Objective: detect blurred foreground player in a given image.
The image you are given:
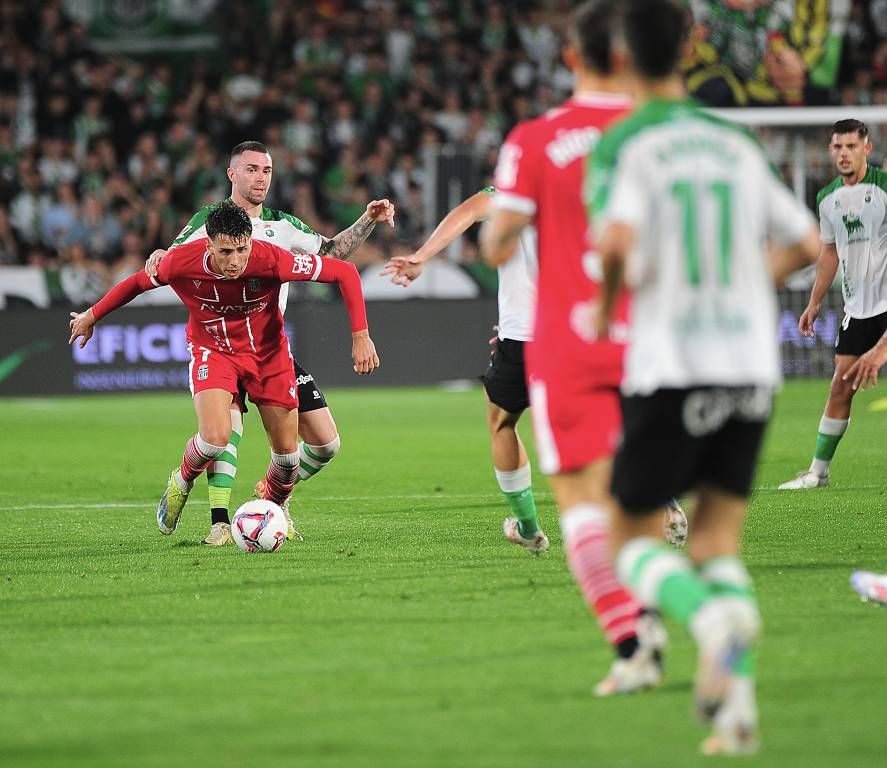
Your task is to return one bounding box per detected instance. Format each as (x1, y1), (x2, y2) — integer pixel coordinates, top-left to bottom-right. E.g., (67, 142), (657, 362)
(589, 0), (819, 753)
(481, 0), (671, 696)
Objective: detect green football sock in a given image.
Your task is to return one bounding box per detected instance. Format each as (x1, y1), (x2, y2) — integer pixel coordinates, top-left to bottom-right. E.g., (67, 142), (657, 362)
(496, 464), (540, 537)
(811, 416), (848, 475)
(698, 556), (760, 678)
(207, 415), (243, 514)
(616, 537), (711, 627)
(297, 436), (340, 484)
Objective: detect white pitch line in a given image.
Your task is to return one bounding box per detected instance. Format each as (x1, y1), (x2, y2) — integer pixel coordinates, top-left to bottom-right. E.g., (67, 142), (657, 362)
(0, 492), (549, 513)
(1, 485), (884, 513)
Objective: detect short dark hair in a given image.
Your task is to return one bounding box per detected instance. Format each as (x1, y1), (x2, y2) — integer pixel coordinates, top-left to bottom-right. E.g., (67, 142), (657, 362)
(230, 141), (270, 163)
(570, 0), (621, 75)
(830, 119), (869, 142)
(622, 0), (689, 80)
(206, 200), (252, 241)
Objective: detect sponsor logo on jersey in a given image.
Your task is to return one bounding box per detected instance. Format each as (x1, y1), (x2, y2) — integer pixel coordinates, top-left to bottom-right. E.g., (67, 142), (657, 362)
(199, 302), (268, 314)
(842, 213), (867, 242)
(288, 386), (296, 399)
(292, 253), (316, 276)
(193, 280), (202, 287)
(295, 373), (315, 385)
(545, 127), (601, 168)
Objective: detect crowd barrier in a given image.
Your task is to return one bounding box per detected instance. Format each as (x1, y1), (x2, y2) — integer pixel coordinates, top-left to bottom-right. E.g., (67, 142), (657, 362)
(0, 289), (847, 397)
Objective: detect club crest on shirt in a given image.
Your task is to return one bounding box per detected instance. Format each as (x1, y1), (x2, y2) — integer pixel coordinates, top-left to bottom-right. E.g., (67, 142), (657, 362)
(865, 192), (872, 203)
(248, 278), (260, 292)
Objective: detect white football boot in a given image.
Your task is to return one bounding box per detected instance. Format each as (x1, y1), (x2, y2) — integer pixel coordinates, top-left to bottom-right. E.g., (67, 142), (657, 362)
(203, 522), (232, 546)
(700, 676), (760, 756)
(777, 470), (829, 490)
(502, 517), (549, 554)
(851, 570), (887, 606)
(594, 612), (666, 696)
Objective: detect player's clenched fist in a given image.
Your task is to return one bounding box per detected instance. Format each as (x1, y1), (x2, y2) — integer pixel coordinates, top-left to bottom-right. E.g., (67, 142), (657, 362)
(351, 330), (380, 375)
(365, 199), (396, 227)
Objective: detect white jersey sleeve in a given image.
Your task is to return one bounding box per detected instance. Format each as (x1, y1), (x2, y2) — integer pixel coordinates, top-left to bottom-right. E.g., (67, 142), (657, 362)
(765, 172), (816, 246)
(818, 198), (836, 244)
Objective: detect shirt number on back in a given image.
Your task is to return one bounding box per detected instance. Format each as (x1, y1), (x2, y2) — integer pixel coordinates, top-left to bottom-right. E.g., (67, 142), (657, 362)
(670, 180), (733, 287)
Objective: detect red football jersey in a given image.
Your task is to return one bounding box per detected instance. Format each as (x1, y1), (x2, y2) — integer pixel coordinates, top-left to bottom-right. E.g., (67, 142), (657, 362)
(493, 91), (631, 384)
(152, 239), (336, 359)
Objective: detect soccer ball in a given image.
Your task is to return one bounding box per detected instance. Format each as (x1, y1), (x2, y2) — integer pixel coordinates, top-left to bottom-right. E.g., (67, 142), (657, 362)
(231, 499), (288, 553)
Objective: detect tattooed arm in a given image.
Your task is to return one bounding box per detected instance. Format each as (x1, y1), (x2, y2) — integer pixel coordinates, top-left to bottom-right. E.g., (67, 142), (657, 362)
(318, 199), (396, 260)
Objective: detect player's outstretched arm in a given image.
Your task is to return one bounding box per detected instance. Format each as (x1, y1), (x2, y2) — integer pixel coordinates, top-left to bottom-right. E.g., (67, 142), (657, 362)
(68, 270), (157, 348)
(283, 252), (379, 374)
(798, 240), (838, 336)
(318, 199), (396, 261)
(480, 207), (531, 268)
(381, 192), (492, 286)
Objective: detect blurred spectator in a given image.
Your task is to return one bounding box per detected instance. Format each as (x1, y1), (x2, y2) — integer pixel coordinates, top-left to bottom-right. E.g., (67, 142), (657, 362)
(59, 242), (107, 307)
(69, 193), (123, 264)
(0, 0), (881, 298)
(0, 204), (21, 265)
(682, 0), (849, 106)
(40, 182), (79, 250)
(110, 231), (146, 284)
(10, 170), (49, 246)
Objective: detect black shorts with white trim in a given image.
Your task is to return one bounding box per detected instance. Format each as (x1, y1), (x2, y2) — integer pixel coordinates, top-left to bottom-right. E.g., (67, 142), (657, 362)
(612, 386), (772, 515)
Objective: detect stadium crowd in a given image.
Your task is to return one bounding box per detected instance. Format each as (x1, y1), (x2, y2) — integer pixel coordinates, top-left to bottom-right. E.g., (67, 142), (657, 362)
(0, 0), (884, 306)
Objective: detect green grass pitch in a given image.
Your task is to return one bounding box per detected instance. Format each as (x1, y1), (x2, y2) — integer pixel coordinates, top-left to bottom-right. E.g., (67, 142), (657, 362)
(0, 380), (884, 768)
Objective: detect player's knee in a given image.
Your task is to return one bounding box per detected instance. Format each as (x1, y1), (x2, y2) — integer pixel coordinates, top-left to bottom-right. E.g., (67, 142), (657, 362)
(829, 374), (856, 403)
(200, 426), (231, 448)
(309, 434), (341, 458)
(487, 409), (518, 435)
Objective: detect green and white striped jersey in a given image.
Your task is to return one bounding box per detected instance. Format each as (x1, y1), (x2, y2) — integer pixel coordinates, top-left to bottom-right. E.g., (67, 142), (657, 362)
(587, 98), (814, 394)
(172, 201), (325, 312)
(816, 166), (887, 319)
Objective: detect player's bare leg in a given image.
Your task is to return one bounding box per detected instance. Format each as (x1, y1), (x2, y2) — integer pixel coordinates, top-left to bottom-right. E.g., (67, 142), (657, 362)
(550, 462), (663, 696)
(294, 407), (341, 485)
(159, 389), (231, 536)
(779, 354), (857, 489)
(487, 397), (547, 553)
(253, 406), (338, 540)
(254, 405), (301, 534)
(613, 489), (760, 754)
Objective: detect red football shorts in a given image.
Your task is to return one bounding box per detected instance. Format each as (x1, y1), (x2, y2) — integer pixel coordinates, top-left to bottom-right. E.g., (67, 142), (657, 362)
(526, 339), (624, 475)
(187, 344), (298, 410)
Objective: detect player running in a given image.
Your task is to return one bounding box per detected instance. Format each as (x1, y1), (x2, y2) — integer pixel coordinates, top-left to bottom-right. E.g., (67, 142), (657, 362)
(479, 0), (675, 696)
(69, 201), (379, 539)
(588, 0), (819, 752)
(779, 120), (887, 490)
(381, 187), (550, 553)
(147, 141), (394, 545)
